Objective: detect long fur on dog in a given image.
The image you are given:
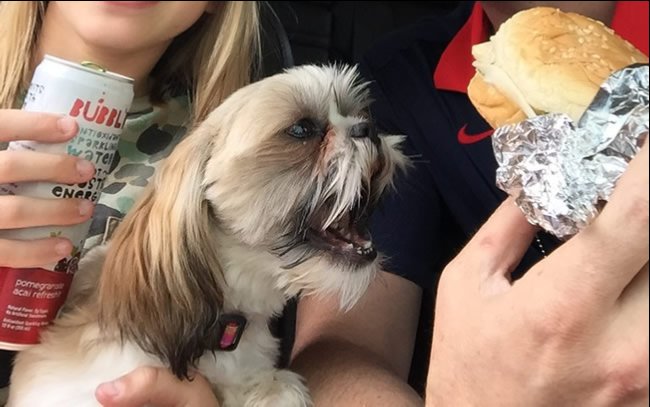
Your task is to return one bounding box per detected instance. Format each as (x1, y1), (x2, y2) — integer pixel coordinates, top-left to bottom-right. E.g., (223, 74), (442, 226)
(7, 64), (407, 407)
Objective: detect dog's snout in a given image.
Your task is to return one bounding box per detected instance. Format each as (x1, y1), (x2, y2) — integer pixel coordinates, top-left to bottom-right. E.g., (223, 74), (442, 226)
(349, 122), (377, 141)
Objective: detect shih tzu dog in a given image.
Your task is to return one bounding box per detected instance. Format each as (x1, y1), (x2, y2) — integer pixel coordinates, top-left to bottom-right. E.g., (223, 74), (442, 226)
(6, 64), (407, 407)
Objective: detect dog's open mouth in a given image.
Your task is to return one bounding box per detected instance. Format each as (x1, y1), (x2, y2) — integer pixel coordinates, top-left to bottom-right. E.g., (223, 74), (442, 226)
(306, 200), (377, 264)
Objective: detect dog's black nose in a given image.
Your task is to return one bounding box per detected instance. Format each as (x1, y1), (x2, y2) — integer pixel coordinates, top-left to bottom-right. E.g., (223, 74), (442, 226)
(349, 122), (377, 140)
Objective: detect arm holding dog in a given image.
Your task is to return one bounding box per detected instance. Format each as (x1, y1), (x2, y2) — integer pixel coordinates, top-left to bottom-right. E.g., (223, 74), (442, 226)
(291, 271), (423, 406)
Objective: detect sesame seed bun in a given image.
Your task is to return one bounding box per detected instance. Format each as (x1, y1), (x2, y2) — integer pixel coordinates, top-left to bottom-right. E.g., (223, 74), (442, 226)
(467, 7), (648, 129)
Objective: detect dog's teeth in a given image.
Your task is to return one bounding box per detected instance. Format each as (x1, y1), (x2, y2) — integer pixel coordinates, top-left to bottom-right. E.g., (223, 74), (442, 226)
(354, 246), (374, 256)
(356, 247), (372, 255)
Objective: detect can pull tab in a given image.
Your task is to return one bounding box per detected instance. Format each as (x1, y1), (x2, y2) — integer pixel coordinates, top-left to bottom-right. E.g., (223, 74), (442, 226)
(80, 61), (107, 73)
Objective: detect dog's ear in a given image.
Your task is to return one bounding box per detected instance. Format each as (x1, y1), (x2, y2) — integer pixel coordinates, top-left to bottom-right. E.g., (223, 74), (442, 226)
(97, 125), (225, 379)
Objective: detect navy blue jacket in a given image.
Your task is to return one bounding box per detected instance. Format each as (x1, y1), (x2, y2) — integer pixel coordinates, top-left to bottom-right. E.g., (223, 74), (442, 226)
(360, 2), (559, 391)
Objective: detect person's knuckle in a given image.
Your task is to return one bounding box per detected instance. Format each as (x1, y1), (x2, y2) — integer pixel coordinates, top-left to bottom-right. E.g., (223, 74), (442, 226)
(475, 234), (498, 253)
(51, 154), (73, 172)
(471, 237), (506, 272)
(603, 352), (649, 401)
(439, 259), (463, 287)
(622, 191), (649, 227)
(0, 110), (15, 136)
(526, 299), (584, 344)
(525, 309), (559, 342)
(0, 244), (8, 261)
(439, 262), (455, 282)
(32, 113), (55, 136)
(434, 275), (454, 308)
(0, 152), (18, 178)
(0, 196), (21, 225)
(53, 154), (78, 178)
(491, 264), (514, 279)
(45, 155), (76, 183)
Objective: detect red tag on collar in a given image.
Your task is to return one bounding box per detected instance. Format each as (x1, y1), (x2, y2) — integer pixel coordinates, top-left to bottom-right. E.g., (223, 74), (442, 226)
(217, 314), (247, 351)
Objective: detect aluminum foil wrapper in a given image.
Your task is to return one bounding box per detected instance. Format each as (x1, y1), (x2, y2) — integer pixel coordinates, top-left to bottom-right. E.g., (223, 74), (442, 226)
(493, 64), (649, 239)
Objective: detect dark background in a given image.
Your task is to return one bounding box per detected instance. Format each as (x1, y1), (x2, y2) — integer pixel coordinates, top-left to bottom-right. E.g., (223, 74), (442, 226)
(260, 1), (461, 74)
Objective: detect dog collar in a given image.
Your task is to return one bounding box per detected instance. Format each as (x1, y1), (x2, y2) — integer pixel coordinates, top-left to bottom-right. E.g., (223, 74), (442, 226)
(217, 313), (247, 351)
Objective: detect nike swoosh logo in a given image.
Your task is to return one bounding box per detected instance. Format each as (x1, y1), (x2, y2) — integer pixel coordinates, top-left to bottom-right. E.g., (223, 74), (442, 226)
(457, 124), (494, 144)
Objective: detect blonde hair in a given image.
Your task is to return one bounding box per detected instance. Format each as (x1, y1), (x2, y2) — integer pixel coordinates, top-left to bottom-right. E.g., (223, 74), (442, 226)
(0, 1), (261, 124)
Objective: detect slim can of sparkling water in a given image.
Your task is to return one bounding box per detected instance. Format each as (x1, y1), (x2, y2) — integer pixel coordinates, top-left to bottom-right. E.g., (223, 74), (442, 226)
(0, 55), (134, 350)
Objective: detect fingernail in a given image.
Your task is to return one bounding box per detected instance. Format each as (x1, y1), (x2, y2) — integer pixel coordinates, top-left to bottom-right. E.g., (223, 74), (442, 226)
(79, 200), (94, 216)
(76, 159), (95, 177)
(57, 117), (77, 136)
(55, 240), (72, 256)
(98, 380), (123, 398)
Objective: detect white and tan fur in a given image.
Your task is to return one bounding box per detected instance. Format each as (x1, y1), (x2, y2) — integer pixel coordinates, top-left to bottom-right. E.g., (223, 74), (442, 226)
(6, 65), (407, 407)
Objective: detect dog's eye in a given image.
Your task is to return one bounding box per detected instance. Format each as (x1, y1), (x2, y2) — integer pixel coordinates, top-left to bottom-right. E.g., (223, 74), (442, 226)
(287, 119), (319, 139)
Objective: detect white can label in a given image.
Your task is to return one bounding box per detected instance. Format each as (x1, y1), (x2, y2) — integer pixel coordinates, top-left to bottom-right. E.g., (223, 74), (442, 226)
(0, 60), (133, 274)
(0, 56), (133, 349)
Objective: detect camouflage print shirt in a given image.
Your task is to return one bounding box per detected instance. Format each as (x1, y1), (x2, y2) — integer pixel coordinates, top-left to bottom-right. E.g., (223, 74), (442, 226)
(84, 93), (191, 250)
(0, 94), (191, 252)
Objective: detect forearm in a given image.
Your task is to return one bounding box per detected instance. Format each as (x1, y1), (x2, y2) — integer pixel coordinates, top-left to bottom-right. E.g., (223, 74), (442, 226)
(291, 338), (423, 406)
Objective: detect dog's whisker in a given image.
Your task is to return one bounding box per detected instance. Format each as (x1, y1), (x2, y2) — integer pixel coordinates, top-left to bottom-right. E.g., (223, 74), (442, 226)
(271, 234), (304, 257)
(273, 243), (298, 258)
(285, 269), (311, 285)
(281, 247), (314, 270)
(296, 208), (314, 237)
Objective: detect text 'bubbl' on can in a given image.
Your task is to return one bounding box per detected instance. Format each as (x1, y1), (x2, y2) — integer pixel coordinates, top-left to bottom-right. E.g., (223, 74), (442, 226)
(0, 55), (134, 350)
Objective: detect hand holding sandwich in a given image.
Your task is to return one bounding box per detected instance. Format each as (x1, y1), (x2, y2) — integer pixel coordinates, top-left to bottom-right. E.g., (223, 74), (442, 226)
(428, 5), (648, 406)
(427, 140), (648, 407)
